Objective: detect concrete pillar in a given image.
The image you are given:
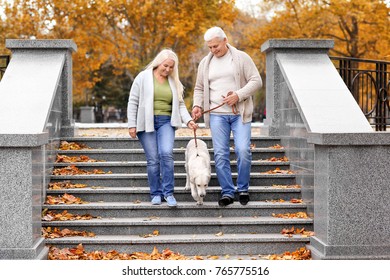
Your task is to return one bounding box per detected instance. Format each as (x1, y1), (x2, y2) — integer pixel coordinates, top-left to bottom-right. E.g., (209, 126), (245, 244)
(0, 39), (77, 259)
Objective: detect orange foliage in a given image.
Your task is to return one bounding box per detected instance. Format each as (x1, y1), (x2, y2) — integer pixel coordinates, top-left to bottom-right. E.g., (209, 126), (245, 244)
(48, 244), (190, 260)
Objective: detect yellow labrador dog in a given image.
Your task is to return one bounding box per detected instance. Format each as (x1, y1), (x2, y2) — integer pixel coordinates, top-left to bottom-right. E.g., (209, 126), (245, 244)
(184, 139), (211, 205)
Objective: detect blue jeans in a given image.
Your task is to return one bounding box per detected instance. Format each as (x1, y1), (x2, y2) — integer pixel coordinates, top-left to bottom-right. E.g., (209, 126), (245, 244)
(137, 115), (175, 199)
(210, 114), (252, 198)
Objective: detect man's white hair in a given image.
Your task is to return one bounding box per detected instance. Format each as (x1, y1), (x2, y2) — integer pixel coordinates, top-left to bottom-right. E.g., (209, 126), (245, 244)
(204, 26), (227, 42)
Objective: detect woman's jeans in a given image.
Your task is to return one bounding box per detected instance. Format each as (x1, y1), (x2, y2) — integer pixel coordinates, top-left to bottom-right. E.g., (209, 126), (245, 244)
(137, 115), (175, 199)
(210, 114), (252, 198)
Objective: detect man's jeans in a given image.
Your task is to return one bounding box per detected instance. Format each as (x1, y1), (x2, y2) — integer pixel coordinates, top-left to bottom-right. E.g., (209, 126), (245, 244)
(137, 115), (175, 199)
(210, 114), (252, 198)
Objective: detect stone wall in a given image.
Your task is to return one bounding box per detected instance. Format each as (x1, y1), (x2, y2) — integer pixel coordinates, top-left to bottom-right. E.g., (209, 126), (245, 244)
(261, 39), (390, 259)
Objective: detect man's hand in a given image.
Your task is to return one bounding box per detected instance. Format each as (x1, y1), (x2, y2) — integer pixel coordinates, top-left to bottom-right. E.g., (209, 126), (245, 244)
(191, 106), (202, 121)
(223, 91), (239, 106)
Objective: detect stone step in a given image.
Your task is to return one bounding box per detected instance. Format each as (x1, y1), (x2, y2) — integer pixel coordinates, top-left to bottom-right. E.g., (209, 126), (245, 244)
(60, 136), (282, 149)
(49, 173), (296, 187)
(46, 186), (303, 202)
(52, 160), (291, 174)
(44, 233), (310, 256)
(55, 148), (286, 161)
(42, 216), (313, 235)
(42, 135), (311, 258)
(43, 201), (308, 218)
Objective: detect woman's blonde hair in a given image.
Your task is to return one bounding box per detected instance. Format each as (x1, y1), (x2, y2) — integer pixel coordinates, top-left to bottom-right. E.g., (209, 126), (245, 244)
(146, 49), (184, 102)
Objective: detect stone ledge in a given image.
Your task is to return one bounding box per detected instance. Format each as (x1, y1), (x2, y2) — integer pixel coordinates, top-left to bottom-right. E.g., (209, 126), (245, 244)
(308, 132), (390, 145)
(309, 237), (390, 259)
(6, 39), (77, 52)
(261, 39), (334, 53)
(0, 133), (48, 147)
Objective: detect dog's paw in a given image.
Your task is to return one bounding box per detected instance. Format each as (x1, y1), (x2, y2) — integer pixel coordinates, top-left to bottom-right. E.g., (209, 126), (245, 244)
(184, 185), (190, 191)
(196, 201), (203, 206)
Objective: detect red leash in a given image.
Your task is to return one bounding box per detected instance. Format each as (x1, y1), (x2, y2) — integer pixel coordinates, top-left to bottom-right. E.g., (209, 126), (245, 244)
(193, 91), (238, 147)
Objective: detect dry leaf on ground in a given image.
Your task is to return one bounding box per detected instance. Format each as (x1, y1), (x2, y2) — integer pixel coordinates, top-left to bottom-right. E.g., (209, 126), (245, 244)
(265, 247), (311, 260)
(45, 193), (88, 205)
(59, 141), (92, 150)
(262, 156), (289, 162)
(269, 144), (284, 149)
(48, 244), (190, 260)
(42, 209), (95, 221)
(56, 154), (104, 163)
(52, 165), (112, 175)
(272, 212), (309, 219)
(48, 181), (88, 189)
(261, 168), (294, 174)
(42, 227), (96, 239)
(139, 230), (160, 238)
(272, 184), (301, 189)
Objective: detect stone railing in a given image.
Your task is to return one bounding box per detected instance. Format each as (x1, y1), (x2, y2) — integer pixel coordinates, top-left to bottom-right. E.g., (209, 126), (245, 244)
(0, 40), (77, 259)
(261, 39), (390, 260)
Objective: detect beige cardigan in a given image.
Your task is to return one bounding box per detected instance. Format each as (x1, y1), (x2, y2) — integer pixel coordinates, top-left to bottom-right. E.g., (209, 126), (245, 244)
(193, 44), (262, 127)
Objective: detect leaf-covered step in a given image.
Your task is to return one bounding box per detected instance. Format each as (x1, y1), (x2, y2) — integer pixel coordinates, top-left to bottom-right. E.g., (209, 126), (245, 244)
(46, 185), (303, 202)
(43, 201), (309, 218)
(52, 160), (291, 174)
(55, 148), (287, 161)
(59, 136), (283, 149)
(44, 233), (310, 256)
(42, 216), (313, 235)
(49, 173), (296, 187)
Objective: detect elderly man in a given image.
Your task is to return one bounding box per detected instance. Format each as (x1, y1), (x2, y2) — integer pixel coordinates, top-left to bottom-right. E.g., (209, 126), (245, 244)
(192, 26), (262, 206)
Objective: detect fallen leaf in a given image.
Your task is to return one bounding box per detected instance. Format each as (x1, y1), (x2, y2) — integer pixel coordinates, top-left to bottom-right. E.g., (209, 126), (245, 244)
(272, 212), (309, 219)
(261, 168), (294, 174)
(56, 154), (104, 163)
(269, 144), (284, 149)
(262, 156), (289, 162)
(48, 181), (88, 189)
(139, 230), (160, 238)
(59, 141), (92, 150)
(45, 194), (88, 205)
(290, 198), (303, 203)
(42, 227), (96, 239)
(52, 165), (111, 175)
(42, 210), (94, 221)
(272, 184), (301, 189)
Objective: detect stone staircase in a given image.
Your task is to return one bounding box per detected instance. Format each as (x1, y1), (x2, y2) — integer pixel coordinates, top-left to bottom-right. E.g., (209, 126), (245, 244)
(43, 134), (313, 257)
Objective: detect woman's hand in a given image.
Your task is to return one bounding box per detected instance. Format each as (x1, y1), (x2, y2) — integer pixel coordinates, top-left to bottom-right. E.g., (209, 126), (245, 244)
(129, 128), (137, 138)
(187, 120), (198, 131)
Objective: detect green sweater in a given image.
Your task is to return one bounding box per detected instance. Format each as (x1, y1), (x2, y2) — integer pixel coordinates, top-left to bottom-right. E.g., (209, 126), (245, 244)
(153, 77), (172, 116)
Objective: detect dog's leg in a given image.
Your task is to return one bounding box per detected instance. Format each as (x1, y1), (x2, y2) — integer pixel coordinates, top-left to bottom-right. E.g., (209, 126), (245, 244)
(190, 182), (200, 204)
(184, 163), (191, 191)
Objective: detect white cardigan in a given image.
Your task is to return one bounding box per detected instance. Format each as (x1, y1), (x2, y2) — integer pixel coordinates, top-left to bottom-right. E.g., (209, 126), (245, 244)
(127, 69), (192, 132)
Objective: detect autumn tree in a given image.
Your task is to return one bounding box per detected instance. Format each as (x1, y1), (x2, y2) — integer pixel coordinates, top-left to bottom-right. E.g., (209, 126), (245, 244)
(256, 0), (390, 59)
(0, 0), (238, 108)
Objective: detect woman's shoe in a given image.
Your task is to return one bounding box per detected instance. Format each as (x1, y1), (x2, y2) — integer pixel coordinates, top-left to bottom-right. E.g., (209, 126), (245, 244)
(218, 196), (234, 206)
(151, 196), (162, 205)
(165, 195), (177, 207)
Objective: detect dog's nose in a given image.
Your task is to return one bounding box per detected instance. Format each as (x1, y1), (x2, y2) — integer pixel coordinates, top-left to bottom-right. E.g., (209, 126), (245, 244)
(200, 194), (205, 197)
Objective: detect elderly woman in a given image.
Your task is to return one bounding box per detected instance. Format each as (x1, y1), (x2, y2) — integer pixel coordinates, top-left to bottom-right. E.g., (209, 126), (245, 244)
(127, 49), (197, 207)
